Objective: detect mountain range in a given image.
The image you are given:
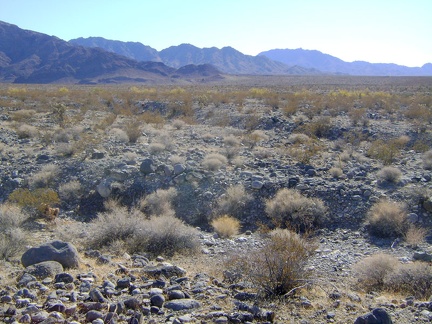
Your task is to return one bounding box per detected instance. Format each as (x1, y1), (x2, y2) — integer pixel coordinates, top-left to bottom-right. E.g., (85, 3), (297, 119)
(0, 20), (431, 84)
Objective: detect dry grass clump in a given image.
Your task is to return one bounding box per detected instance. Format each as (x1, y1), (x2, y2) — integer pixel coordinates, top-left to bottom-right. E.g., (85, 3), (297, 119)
(148, 142), (166, 154)
(109, 128), (129, 143)
(217, 184), (252, 218)
(329, 167), (343, 179)
(404, 225), (428, 247)
(354, 253), (432, 299)
(223, 134), (241, 147)
(422, 150), (432, 170)
(265, 188), (327, 230)
(139, 187), (178, 217)
(287, 133), (311, 144)
(211, 215), (241, 238)
(11, 109), (36, 122)
(367, 200), (408, 238)
(88, 204), (198, 257)
(228, 229), (316, 297)
(202, 153), (228, 171)
(124, 121), (142, 143)
(59, 180), (82, 201)
(28, 164), (60, 189)
(353, 253), (399, 291)
(16, 124), (39, 139)
(172, 119), (186, 130)
(0, 203), (29, 260)
(377, 166), (402, 184)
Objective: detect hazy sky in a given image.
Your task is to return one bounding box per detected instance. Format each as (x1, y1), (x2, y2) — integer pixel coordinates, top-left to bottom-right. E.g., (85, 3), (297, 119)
(1, 0), (431, 67)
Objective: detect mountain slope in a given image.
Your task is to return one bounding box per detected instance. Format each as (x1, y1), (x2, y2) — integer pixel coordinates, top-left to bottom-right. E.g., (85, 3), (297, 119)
(0, 21), (221, 84)
(259, 48), (432, 76)
(69, 37), (161, 62)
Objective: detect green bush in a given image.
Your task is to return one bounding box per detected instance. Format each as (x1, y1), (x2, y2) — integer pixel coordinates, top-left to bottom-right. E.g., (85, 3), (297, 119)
(8, 188), (60, 216)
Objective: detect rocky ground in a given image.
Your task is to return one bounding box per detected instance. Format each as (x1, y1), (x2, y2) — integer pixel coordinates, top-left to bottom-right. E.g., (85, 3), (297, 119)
(0, 77), (432, 323)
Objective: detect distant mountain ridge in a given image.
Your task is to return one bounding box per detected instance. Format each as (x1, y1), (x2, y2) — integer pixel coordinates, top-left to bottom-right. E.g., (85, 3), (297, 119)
(0, 21), (222, 84)
(69, 38), (320, 75)
(258, 48), (432, 76)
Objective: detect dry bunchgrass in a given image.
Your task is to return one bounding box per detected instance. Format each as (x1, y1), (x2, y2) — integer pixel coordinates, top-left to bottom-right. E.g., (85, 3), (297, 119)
(265, 188), (327, 230)
(16, 124), (39, 139)
(367, 200), (408, 238)
(377, 166), (402, 184)
(217, 184), (252, 218)
(404, 225), (428, 247)
(28, 164), (60, 189)
(202, 153), (228, 171)
(59, 180), (82, 201)
(109, 128), (129, 143)
(211, 215), (241, 238)
(422, 150), (432, 170)
(139, 187), (178, 217)
(0, 203), (29, 260)
(329, 167), (343, 179)
(148, 142), (166, 155)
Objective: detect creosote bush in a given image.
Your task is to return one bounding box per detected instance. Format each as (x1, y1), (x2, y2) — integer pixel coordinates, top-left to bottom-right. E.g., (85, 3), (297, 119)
(139, 187), (178, 217)
(367, 200), (408, 238)
(265, 188), (327, 230)
(227, 229), (316, 297)
(211, 215), (241, 238)
(8, 188), (60, 216)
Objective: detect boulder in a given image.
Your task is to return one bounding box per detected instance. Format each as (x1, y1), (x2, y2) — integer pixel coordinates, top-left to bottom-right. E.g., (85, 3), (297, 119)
(164, 299), (201, 311)
(25, 261), (63, 279)
(140, 159), (156, 175)
(21, 241), (79, 269)
(354, 308), (393, 324)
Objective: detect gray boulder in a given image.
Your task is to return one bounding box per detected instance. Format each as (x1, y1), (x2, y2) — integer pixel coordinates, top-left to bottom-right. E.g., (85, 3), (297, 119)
(140, 159), (156, 175)
(164, 299), (201, 311)
(25, 261), (63, 279)
(354, 308), (393, 324)
(21, 241), (79, 269)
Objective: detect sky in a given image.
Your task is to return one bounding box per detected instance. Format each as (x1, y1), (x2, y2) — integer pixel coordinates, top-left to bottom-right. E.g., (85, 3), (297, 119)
(0, 0), (431, 67)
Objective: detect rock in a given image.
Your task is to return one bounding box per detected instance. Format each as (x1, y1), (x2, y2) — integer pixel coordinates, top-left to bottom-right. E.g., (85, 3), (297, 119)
(150, 294), (165, 308)
(140, 158), (156, 175)
(413, 251), (432, 262)
(168, 290), (186, 300)
(91, 150), (105, 159)
(354, 308), (393, 324)
(17, 273), (37, 287)
(173, 163), (186, 175)
(86, 310), (103, 322)
(89, 288), (107, 303)
(25, 261), (63, 279)
(54, 272), (74, 284)
(142, 264), (186, 278)
(423, 198), (432, 212)
(96, 179), (112, 198)
(164, 299), (201, 311)
(21, 241), (79, 269)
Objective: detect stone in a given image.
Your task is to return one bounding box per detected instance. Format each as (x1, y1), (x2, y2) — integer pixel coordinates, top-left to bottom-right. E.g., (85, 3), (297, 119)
(423, 198), (432, 212)
(17, 273), (37, 287)
(150, 294), (165, 308)
(91, 150), (105, 159)
(85, 310), (103, 322)
(251, 180), (263, 189)
(140, 158), (156, 175)
(55, 272), (74, 284)
(413, 251), (432, 262)
(142, 264), (186, 278)
(96, 179), (112, 198)
(173, 163), (186, 175)
(354, 308), (393, 324)
(164, 299), (201, 311)
(21, 241), (79, 269)
(25, 261), (63, 279)
(168, 290), (186, 300)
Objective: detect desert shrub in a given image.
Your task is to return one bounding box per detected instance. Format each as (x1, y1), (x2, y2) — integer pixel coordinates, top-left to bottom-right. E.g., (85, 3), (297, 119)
(109, 128), (129, 143)
(121, 214), (199, 257)
(148, 142), (166, 154)
(202, 153), (228, 171)
(217, 184), (252, 218)
(55, 143), (75, 157)
(233, 229), (316, 297)
(28, 164), (60, 189)
(404, 225), (428, 247)
(377, 166), (402, 184)
(367, 200), (408, 238)
(223, 134), (240, 147)
(211, 215), (241, 238)
(265, 188), (327, 230)
(423, 150), (432, 170)
(231, 156), (246, 168)
(0, 203), (30, 229)
(172, 119), (186, 130)
(124, 121), (142, 143)
(367, 139), (399, 165)
(59, 180), (82, 201)
(353, 253), (399, 291)
(16, 124), (39, 139)
(139, 187), (177, 217)
(11, 109), (35, 122)
(0, 228), (27, 260)
(253, 147), (272, 159)
(329, 167), (343, 179)
(385, 262), (432, 299)
(302, 117), (332, 138)
(287, 133), (311, 144)
(95, 113), (116, 130)
(8, 188), (60, 216)
(88, 205), (146, 249)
